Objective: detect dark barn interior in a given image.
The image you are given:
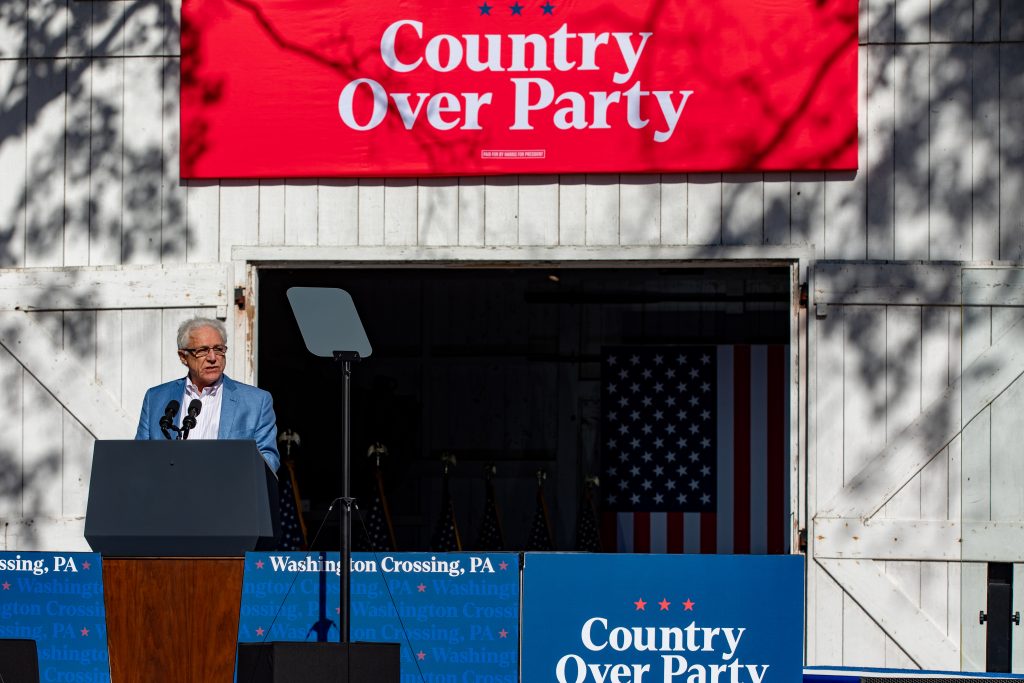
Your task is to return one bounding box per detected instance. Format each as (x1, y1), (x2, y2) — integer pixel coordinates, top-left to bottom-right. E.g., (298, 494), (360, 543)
(257, 266), (791, 551)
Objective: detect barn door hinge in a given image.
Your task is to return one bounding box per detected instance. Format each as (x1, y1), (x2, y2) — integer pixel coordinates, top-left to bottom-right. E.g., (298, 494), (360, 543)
(234, 287), (246, 310)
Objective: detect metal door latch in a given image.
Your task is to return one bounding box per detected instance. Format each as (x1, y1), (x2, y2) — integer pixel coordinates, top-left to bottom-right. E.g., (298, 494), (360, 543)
(979, 611), (1021, 625)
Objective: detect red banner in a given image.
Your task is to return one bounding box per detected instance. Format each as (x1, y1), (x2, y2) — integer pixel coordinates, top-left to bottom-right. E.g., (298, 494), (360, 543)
(180, 0), (858, 178)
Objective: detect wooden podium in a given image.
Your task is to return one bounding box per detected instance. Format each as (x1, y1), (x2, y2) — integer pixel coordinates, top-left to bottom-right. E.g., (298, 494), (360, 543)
(103, 558), (244, 683)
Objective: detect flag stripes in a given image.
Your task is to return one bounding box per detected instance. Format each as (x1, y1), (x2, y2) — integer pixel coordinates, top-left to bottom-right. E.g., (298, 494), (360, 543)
(607, 345), (790, 554)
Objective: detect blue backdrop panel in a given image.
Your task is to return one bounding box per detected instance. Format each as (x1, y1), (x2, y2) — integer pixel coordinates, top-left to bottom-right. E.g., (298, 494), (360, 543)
(522, 554), (802, 683)
(238, 552), (519, 682)
(0, 551), (110, 682)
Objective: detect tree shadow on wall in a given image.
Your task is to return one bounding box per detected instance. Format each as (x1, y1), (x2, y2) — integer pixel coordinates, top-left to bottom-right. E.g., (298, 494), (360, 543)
(0, 0), (186, 272)
(1, 0), (1023, 549)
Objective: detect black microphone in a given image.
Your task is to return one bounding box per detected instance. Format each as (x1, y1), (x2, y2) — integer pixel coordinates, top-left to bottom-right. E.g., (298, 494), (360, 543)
(180, 399), (202, 440)
(159, 400), (180, 440)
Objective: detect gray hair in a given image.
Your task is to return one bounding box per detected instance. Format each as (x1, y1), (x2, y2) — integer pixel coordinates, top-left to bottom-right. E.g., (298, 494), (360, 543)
(176, 317), (227, 349)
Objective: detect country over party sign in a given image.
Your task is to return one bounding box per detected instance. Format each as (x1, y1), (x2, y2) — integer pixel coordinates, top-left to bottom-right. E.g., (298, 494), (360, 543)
(522, 554), (802, 683)
(180, 0), (857, 177)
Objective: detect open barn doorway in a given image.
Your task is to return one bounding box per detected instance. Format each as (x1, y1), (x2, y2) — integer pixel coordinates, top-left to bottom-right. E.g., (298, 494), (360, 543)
(256, 265), (794, 553)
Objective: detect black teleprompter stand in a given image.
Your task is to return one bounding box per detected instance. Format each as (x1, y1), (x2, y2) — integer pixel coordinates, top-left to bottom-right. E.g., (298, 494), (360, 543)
(237, 288), (398, 683)
(333, 348), (359, 646)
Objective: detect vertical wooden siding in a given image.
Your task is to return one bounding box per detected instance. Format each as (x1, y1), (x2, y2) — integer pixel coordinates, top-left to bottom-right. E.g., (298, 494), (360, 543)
(1, 1), (1020, 262)
(810, 301), (964, 667)
(1, 0), (1024, 670)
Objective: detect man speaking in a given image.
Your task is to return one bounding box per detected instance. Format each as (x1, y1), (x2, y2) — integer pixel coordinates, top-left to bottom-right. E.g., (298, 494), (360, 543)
(134, 317), (281, 473)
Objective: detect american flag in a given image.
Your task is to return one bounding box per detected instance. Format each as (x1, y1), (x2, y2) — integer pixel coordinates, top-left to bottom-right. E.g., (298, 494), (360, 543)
(430, 468), (463, 552)
(526, 475), (554, 551)
(574, 478), (602, 552)
(599, 345), (790, 554)
(354, 465), (396, 552)
(277, 461), (306, 550)
(474, 469), (505, 551)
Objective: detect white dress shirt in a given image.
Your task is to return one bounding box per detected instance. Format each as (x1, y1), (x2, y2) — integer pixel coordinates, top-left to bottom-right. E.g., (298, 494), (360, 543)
(179, 376), (224, 440)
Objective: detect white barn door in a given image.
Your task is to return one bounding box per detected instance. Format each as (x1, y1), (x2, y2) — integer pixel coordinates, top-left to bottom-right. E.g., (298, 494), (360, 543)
(0, 264), (232, 550)
(960, 267), (1024, 672)
(808, 263), (1024, 673)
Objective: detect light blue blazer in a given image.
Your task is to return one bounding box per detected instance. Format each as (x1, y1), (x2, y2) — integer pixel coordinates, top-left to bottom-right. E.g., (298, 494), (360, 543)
(134, 375), (281, 473)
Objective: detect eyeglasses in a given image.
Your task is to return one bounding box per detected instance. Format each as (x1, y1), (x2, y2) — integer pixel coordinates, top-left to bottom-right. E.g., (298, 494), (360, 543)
(180, 345), (228, 358)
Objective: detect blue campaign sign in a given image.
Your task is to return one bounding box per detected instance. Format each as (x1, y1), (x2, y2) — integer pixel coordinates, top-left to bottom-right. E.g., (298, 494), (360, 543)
(0, 551), (111, 682)
(522, 554), (803, 683)
(238, 552), (519, 682)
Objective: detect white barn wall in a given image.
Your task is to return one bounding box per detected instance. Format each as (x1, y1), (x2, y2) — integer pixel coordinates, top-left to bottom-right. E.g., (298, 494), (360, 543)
(1, 0), (1024, 672)
(3, 5), (1013, 262)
